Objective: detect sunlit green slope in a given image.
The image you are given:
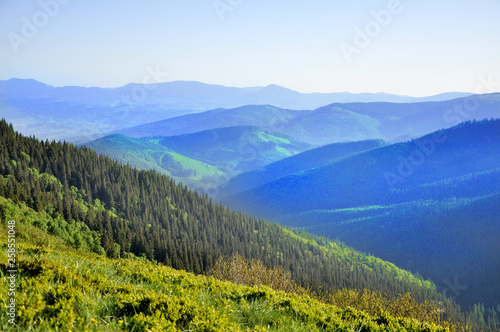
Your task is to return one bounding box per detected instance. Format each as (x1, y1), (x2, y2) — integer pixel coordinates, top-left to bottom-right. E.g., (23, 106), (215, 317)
(0, 208), (450, 331)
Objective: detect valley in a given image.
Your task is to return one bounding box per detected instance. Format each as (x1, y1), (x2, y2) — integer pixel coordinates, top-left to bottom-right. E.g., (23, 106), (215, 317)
(1, 83), (499, 331)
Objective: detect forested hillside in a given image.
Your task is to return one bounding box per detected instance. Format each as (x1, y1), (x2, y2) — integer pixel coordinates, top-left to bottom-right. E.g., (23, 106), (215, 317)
(83, 133), (227, 190)
(0, 119), (441, 302)
(226, 120), (500, 216)
(220, 139), (385, 197)
(277, 193), (500, 308)
(3, 119), (500, 330)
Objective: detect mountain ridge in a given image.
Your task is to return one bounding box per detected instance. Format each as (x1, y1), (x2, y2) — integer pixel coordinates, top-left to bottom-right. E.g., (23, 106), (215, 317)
(1, 78), (474, 107)
(115, 94), (500, 145)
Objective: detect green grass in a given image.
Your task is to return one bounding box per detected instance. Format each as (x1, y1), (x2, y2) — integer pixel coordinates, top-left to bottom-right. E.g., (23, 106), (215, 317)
(0, 202), (451, 331)
(85, 134), (225, 190)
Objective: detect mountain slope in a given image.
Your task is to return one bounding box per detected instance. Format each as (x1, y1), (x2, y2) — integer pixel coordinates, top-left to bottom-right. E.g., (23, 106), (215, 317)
(0, 119), (444, 304)
(226, 119), (500, 216)
(322, 93), (500, 141)
(277, 191), (500, 308)
(5, 120), (500, 329)
(220, 139), (386, 197)
(85, 126), (310, 191)
(0, 203), (454, 331)
(84, 134), (226, 191)
(158, 126), (311, 173)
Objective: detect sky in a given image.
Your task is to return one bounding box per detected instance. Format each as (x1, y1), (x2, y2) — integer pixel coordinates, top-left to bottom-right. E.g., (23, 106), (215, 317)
(0, 0), (499, 97)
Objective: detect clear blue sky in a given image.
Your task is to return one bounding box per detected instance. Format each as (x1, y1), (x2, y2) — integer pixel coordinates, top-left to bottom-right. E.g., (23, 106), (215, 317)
(1, 0), (499, 96)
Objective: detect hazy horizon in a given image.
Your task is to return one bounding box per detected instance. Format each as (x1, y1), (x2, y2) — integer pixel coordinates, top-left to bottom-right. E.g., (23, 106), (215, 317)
(0, 76), (482, 98)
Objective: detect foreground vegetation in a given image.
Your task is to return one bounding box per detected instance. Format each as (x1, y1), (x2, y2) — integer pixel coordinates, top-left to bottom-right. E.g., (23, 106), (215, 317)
(1, 216), (451, 331)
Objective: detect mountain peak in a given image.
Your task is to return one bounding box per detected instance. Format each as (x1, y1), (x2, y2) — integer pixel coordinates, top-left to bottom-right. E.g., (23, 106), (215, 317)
(261, 84), (295, 92)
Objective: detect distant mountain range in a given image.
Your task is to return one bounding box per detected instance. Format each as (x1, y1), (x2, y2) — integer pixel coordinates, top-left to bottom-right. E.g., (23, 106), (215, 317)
(0, 78), (475, 142)
(116, 94), (500, 145)
(0, 77), (473, 109)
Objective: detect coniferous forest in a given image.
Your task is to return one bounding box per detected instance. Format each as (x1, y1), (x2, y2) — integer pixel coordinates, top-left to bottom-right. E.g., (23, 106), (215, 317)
(2, 118), (500, 330)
